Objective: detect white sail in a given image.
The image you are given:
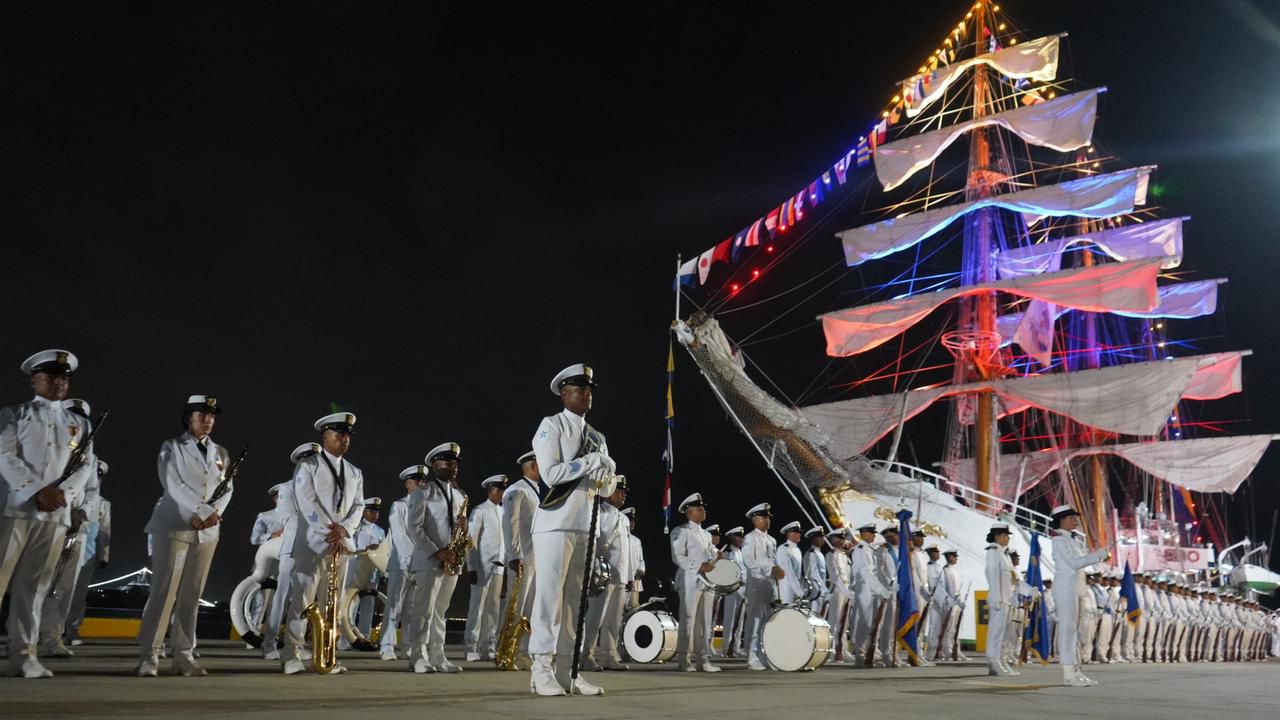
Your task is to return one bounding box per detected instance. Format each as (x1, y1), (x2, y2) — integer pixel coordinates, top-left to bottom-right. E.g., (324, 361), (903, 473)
(801, 352), (1245, 458)
(944, 434), (1277, 498)
(903, 34), (1063, 119)
(839, 166), (1154, 267)
(821, 257), (1161, 357)
(878, 88), (1101, 191)
(994, 217), (1186, 279)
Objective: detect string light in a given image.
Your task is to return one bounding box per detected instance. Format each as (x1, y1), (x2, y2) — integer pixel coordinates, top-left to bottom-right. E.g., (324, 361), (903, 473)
(730, 283), (741, 293)
(998, 22), (1006, 31)
(751, 269), (761, 279)
(765, 245), (775, 253)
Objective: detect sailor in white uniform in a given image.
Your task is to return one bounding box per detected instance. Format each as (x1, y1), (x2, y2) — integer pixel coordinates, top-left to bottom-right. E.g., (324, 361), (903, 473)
(343, 497), (385, 648)
(624, 508), (646, 611)
(670, 492), (721, 672)
(823, 528), (856, 662)
(850, 522), (890, 665)
(0, 350), (96, 678)
(873, 525), (902, 667)
(137, 395), (233, 678)
(501, 451), (541, 668)
(582, 476), (630, 671)
(406, 443), (468, 674)
(260, 443), (316, 661)
(1049, 504), (1110, 686)
(718, 526), (748, 657)
(741, 503), (782, 671)
(463, 475), (507, 662)
(703, 523), (722, 659)
(65, 460), (112, 648)
(802, 527), (830, 615)
(920, 543), (943, 658)
(380, 467), (423, 661)
(528, 364), (614, 697)
(776, 521), (804, 605)
(250, 487), (287, 547)
(983, 523), (1017, 677)
(281, 413), (364, 675)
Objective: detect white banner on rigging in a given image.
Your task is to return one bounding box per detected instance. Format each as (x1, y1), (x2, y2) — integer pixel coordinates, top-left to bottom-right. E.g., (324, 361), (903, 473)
(903, 34), (1063, 119)
(878, 88), (1100, 191)
(839, 166), (1154, 267)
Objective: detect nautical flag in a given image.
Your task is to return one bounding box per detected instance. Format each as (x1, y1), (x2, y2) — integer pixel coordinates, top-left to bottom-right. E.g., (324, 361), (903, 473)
(894, 509), (922, 666)
(887, 108), (900, 126)
(731, 228), (749, 262)
(821, 171), (832, 186)
(780, 198), (795, 229)
(695, 245), (717, 285)
(676, 256), (699, 288)
(745, 218), (763, 248)
(808, 179), (824, 207)
(855, 137), (871, 167)
(834, 153), (850, 184)
(1121, 562), (1142, 626)
(663, 341), (675, 533)
(765, 208), (780, 238)
(1022, 532), (1052, 664)
(870, 120), (887, 154)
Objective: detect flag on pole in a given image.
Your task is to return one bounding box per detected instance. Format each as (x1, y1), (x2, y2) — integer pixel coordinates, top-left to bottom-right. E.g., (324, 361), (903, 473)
(1121, 562), (1142, 626)
(1022, 532), (1052, 663)
(662, 340), (675, 533)
(895, 509), (922, 666)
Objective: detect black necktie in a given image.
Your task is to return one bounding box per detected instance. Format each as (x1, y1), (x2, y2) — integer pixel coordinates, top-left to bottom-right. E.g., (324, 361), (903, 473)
(321, 454), (345, 506)
(436, 480), (454, 531)
(196, 440), (207, 456)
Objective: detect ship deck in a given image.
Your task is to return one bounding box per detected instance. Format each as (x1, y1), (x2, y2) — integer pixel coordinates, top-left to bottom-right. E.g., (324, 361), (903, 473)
(0, 640), (1274, 719)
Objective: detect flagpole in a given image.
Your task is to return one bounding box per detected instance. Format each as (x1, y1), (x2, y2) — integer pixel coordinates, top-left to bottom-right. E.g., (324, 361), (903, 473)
(674, 254), (682, 322)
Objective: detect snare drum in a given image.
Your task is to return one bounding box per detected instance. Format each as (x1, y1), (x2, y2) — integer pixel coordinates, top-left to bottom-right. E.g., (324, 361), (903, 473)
(698, 558), (744, 595)
(761, 606), (832, 671)
(623, 609), (678, 663)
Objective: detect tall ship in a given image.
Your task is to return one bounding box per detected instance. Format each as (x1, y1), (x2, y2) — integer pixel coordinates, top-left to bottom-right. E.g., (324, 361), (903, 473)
(671, 2), (1278, 641)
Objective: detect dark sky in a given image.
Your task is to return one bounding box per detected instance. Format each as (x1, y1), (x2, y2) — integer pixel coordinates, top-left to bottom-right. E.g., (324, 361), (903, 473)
(3, 1), (1278, 602)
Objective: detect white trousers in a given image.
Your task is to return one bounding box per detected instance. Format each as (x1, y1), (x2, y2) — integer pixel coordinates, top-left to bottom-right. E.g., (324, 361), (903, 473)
(260, 552), (295, 650)
(282, 550), (347, 664)
(925, 601), (949, 660)
(65, 556), (98, 640)
(825, 593), (851, 660)
(0, 517), (64, 660)
(1053, 585), (1082, 667)
(39, 541), (83, 643)
(722, 591), (746, 654)
(379, 564), (411, 651)
(877, 596), (899, 664)
(583, 582), (626, 662)
(986, 604), (1008, 667)
(529, 530), (588, 687)
(137, 535), (217, 662)
(407, 565), (458, 666)
(1096, 613), (1114, 661)
(743, 578), (773, 667)
(463, 569), (503, 655)
(675, 572), (714, 665)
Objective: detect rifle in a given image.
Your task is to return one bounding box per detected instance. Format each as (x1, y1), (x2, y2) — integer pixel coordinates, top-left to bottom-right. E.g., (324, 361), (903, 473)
(864, 597), (887, 667)
(208, 445), (250, 504)
(951, 582), (971, 661)
(1018, 596), (1037, 664)
(50, 411), (109, 491)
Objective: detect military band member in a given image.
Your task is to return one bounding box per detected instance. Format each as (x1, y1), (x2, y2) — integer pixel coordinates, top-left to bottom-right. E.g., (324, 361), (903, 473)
(824, 528), (856, 662)
(920, 544), (942, 658)
(39, 440), (104, 658)
(909, 531), (934, 665)
(741, 503), (782, 671)
(380, 468), (422, 661)
(261, 443), (316, 661)
(718, 526), (747, 657)
(703, 523), (722, 658)
(1049, 504), (1109, 687)
(850, 522), (890, 665)
(250, 485), (287, 548)
(528, 364), (614, 697)
(983, 523), (1016, 677)
(622, 507), (646, 611)
(776, 521), (804, 605)
(1083, 571), (1104, 663)
(929, 548), (963, 661)
(502, 451), (541, 668)
(0, 350), (96, 678)
(65, 460), (112, 647)
(582, 476), (630, 671)
(281, 413), (364, 675)
(406, 443), (467, 674)
(464, 475), (507, 662)
(873, 525), (901, 667)
(803, 527), (829, 614)
(342, 497), (385, 650)
(670, 492), (721, 673)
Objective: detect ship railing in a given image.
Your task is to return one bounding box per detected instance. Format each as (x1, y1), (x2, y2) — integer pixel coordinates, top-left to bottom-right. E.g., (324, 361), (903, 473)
(868, 459), (1053, 535)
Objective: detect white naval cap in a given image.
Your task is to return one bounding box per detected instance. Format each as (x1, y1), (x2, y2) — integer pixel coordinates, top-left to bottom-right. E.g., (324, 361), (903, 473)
(96, 459), (109, 475)
(184, 395), (221, 414)
(314, 412), (356, 433)
(550, 363), (597, 396)
(725, 526), (745, 537)
(988, 521), (1011, 533)
(779, 521), (802, 534)
(517, 450), (537, 465)
(399, 464), (430, 481)
(856, 522), (877, 533)
(825, 527), (846, 539)
(63, 398), (91, 419)
(678, 492), (705, 513)
(481, 474), (507, 489)
(880, 524), (901, 535)
(621, 506), (637, 519)
(942, 547), (959, 556)
(290, 442), (321, 464)
(426, 442), (461, 463)
(1050, 504), (1080, 519)
(924, 543), (941, 552)
(745, 502), (772, 518)
(705, 524), (721, 535)
(21, 349), (78, 376)
(364, 497), (383, 509)
(804, 526), (824, 539)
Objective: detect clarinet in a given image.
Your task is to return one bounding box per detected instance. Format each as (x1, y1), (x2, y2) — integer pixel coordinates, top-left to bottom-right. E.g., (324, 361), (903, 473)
(51, 411), (109, 490)
(209, 445), (250, 503)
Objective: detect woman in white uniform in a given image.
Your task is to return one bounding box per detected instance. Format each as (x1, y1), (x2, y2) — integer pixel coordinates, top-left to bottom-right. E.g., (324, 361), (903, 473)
(984, 523), (1017, 677)
(1049, 504), (1110, 687)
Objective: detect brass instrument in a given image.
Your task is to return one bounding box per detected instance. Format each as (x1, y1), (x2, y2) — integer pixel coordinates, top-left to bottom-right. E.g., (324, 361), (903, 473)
(302, 550), (343, 673)
(494, 565), (530, 671)
(442, 495), (471, 576)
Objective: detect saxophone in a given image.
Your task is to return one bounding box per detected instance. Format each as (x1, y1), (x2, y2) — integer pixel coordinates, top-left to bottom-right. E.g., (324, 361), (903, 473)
(494, 565), (530, 670)
(302, 550), (342, 673)
(442, 495), (471, 576)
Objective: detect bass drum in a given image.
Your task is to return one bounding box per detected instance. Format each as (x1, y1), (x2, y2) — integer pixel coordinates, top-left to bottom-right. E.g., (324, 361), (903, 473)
(698, 558), (744, 595)
(762, 606), (832, 671)
(229, 536), (283, 647)
(622, 609), (678, 663)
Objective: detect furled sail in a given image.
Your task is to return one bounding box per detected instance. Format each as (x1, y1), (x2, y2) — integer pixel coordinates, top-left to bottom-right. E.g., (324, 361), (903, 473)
(994, 217), (1186, 279)
(903, 34), (1063, 119)
(877, 88), (1101, 191)
(839, 166), (1154, 267)
(801, 352), (1245, 457)
(820, 257), (1161, 357)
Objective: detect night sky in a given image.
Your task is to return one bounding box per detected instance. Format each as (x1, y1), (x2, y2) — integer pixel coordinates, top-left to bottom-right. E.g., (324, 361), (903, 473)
(3, 1), (1278, 604)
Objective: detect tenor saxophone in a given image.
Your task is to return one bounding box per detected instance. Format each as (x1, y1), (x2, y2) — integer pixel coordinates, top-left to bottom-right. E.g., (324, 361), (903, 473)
(494, 565), (530, 670)
(302, 550), (342, 673)
(442, 495), (472, 576)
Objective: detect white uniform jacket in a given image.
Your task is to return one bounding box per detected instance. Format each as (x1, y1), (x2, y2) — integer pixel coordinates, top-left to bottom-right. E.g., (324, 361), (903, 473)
(627, 528), (646, 591)
(406, 478), (465, 572)
(777, 540), (804, 600)
(742, 529), (777, 584)
(985, 544), (1014, 610)
(388, 497), (414, 571)
(531, 409), (614, 534)
(852, 542), (891, 599)
(501, 477), (539, 564)
(803, 549), (829, 601)
(0, 398), (97, 527)
(290, 451), (364, 556)
(251, 509), (286, 546)
(671, 520), (716, 588)
(145, 433), (232, 543)
(466, 500), (506, 578)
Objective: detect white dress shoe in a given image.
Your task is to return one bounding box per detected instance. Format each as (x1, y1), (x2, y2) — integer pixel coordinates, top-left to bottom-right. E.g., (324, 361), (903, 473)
(435, 660), (462, 673)
(601, 660), (629, 671)
(41, 640), (74, 658)
(69, 639), (85, 647)
(173, 661), (208, 677)
(411, 658), (436, 674)
(263, 648), (281, 661)
(379, 647), (398, 661)
(570, 675), (604, 696)
(135, 657), (160, 678)
(283, 658), (307, 675)
(580, 657), (603, 672)
(465, 652), (481, 662)
(530, 672), (567, 696)
(748, 659), (768, 671)
(11, 656), (54, 679)
(324, 665), (348, 674)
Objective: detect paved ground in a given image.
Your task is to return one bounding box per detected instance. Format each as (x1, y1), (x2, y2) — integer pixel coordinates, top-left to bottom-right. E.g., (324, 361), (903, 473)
(0, 641), (1275, 719)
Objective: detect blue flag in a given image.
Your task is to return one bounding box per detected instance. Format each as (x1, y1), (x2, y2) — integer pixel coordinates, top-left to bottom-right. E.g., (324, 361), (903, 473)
(895, 509), (922, 666)
(1022, 532), (1052, 664)
(1121, 562), (1142, 626)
